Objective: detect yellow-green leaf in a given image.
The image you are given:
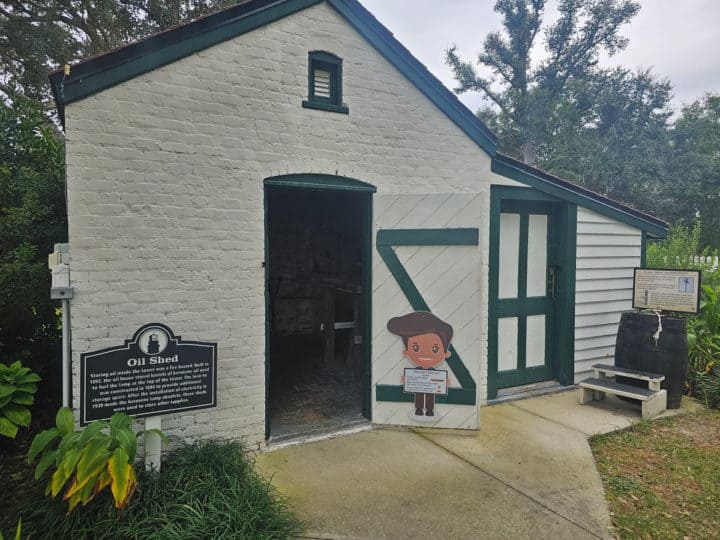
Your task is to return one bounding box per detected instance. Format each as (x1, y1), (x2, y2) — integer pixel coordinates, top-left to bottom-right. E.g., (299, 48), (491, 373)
(34, 449), (57, 479)
(0, 417), (18, 438)
(0, 384), (14, 399)
(3, 405), (31, 427)
(56, 407), (74, 435)
(76, 443), (111, 485)
(11, 392), (34, 406)
(115, 427), (137, 461)
(94, 469), (112, 496)
(50, 465), (72, 497)
(61, 447), (81, 478)
(107, 447), (137, 509)
(13, 517), (21, 540)
(66, 490), (82, 513)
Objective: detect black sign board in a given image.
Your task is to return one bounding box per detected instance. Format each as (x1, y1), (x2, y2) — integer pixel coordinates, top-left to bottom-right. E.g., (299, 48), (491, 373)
(80, 323), (217, 424)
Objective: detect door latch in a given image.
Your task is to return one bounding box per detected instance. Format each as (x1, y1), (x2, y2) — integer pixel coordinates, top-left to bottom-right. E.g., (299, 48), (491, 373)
(547, 265), (559, 301)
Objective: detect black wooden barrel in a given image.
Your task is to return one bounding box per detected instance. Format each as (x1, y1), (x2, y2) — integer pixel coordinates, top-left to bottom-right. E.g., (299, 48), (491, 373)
(615, 311), (688, 409)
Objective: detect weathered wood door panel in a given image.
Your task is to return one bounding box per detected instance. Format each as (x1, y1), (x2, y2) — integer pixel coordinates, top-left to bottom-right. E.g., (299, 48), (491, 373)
(372, 193), (481, 430)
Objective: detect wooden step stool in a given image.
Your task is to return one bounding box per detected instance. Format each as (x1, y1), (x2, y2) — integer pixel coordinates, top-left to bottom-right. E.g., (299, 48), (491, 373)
(578, 364), (667, 419)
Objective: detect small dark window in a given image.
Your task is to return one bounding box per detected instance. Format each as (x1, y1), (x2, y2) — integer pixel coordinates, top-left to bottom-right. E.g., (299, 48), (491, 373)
(302, 51), (349, 114)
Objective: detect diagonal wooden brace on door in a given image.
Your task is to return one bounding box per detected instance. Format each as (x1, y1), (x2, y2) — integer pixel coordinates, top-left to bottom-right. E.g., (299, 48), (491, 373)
(375, 228), (478, 405)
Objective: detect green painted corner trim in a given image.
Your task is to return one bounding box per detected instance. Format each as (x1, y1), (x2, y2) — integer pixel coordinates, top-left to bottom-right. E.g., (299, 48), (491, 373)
(491, 155), (668, 239)
(556, 203), (577, 386)
(375, 385), (476, 405)
(376, 228), (479, 246)
(640, 231), (647, 268)
(302, 100), (349, 114)
(327, 0), (498, 157)
(264, 173), (376, 192)
(375, 237), (477, 401)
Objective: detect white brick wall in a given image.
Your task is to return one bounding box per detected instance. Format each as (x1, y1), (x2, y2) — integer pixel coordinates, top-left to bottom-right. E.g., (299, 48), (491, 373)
(65, 2), (507, 447)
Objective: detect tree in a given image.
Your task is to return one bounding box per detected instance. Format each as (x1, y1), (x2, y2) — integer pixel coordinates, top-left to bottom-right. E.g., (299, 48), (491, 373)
(538, 66), (673, 215)
(446, 0), (641, 165)
(664, 94), (720, 248)
(0, 1), (240, 104)
(0, 96), (66, 385)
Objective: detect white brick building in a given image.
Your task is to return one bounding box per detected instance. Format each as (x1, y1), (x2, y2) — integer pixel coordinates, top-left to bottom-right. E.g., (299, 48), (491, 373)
(50, 0), (668, 448)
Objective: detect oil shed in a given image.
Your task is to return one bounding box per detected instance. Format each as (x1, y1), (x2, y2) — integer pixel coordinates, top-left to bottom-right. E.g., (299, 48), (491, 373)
(50, 0), (668, 446)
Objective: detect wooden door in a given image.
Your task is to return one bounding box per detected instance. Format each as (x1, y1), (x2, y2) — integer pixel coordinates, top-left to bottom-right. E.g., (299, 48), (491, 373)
(492, 199), (559, 389)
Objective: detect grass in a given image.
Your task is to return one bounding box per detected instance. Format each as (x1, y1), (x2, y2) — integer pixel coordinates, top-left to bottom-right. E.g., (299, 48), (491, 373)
(12, 439), (300, 539)
(590, 410), (720, 539)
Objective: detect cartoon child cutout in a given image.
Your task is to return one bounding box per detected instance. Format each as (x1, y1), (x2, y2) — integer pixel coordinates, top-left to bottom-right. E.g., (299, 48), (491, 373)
(387, 311), (453, 421)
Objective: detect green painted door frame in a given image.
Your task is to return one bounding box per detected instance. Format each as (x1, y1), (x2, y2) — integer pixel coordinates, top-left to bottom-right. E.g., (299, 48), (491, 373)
(488, 186), (576, 400)
(263, 174), (375, 440)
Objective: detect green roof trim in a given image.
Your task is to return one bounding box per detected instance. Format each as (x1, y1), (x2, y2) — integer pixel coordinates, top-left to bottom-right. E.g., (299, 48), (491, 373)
(264, 173), (377, 192)
(491, 153), (669, 239)
(49, 0), (323, 126)
(48, 0), (668, 235)
(48, 0), (497, 155)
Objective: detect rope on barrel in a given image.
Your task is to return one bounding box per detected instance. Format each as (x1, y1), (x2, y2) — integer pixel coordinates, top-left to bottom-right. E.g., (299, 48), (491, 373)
(652, 309), (663, 348)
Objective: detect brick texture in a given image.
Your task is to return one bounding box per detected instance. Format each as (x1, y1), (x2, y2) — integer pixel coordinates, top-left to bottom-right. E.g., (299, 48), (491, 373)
(65, 2), (518, 447)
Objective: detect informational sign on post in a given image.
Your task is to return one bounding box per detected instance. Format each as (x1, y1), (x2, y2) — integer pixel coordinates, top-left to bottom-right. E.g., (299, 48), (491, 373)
(80, 323), (217, 424)
(633, 268), (701, 313)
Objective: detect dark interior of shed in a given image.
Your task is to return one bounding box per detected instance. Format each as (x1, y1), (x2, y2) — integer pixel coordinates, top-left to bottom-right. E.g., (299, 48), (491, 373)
(266, 187), (368, 440)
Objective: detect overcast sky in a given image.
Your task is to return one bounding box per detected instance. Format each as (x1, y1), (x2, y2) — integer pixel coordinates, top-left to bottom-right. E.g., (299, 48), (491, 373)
(359, 0), (720, 114)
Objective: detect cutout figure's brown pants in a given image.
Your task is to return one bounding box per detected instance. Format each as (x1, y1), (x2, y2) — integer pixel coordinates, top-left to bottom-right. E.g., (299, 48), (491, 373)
(414, 393), (435, 416)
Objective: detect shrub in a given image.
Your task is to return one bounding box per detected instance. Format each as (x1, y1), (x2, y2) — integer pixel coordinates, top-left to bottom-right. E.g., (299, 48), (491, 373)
(687, 286), (720, 407)
(647, 221), (719, 287)
(0, 360), (41, 438)
(21, 439), (299, 539)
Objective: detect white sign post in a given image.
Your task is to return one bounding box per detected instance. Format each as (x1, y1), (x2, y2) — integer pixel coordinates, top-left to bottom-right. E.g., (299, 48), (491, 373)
(144, 415), (162, 471)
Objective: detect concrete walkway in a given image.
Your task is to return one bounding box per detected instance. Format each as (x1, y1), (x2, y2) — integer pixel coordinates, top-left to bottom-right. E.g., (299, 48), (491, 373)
(255, 390), (702, 540)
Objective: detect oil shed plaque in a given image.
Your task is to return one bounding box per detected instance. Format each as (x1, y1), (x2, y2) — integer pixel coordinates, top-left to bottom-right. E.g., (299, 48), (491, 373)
(80, 323), (217, 424)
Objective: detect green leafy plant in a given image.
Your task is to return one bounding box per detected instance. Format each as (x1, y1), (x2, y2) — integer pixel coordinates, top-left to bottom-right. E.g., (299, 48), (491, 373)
(28, 407), (165, 512)
(21, 439), (299, 539)
(0, 518), (22, 540)
(0, 360), (41, 438)
(687, 285), (720, 407)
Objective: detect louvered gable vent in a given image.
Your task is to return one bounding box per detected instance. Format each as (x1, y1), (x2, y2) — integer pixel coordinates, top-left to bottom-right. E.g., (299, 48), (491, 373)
(313, 68), (332, 99)
(302, 51), (349, 114)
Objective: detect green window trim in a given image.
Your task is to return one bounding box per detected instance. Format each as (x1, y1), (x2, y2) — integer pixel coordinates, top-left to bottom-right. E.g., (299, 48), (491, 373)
(302, 50), (349, 114)
(375, 228), (478, 405)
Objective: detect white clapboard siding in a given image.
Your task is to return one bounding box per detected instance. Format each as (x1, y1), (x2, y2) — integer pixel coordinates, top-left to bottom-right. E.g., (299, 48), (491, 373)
(372, 193), (482, 430)
(574, 208), (641, 381)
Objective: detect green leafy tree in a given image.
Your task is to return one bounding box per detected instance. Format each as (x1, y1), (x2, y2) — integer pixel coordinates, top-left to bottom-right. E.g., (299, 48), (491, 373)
(538, 67), (673, 213)
(0, 0), (240, 104)
(0, 97), (66, 384)
(446, 0), (641, 165)
(664, 94), (720, 248)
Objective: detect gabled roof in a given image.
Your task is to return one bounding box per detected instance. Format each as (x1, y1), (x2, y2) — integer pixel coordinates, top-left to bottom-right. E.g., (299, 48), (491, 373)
(48, 0), (497, 155)
(492, 154), (668, 238)
(49, 0), (668, 237)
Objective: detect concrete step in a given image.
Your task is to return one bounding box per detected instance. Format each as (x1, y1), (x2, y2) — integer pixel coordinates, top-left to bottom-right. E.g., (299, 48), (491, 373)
(578, 377), (667, 420)
(592, 363), (664, 383)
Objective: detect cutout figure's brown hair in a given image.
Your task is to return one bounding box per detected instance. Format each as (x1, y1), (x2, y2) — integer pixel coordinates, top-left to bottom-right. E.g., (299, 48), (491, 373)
(387, 311), (453, 350)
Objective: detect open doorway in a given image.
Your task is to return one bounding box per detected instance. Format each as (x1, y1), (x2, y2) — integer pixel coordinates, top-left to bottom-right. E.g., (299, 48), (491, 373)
(265, 179), (372, 441)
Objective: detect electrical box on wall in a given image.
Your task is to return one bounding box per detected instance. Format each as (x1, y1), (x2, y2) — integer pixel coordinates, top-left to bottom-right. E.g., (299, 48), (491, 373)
(49, 243), (73, 299)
